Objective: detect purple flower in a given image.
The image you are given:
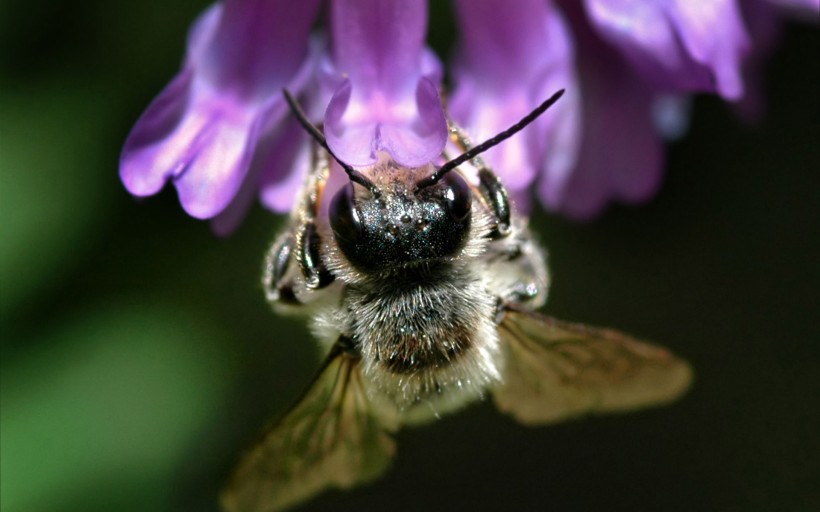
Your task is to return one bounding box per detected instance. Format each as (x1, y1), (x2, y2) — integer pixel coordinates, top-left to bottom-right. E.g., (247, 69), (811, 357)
(546, 4), (666, 218)
(449, 0), (582, 210)
(321, 0), (448, 167)
(120, 0), (817, 228)
(449, 0), (752, 218)
(120, 0), (320, 232)
(583, 0), (750, 100)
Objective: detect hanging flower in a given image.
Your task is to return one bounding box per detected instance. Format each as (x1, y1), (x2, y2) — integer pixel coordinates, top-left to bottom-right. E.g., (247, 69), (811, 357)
(448, 0), (582, 211)
(120, 0), (320, 233)
(545, 3), (669, 219)
(449, 0), (750, 218)
(120, 0), (818, 229)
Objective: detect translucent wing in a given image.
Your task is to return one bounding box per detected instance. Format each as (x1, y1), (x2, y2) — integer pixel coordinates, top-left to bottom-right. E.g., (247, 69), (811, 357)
(493, 308), (693, 425)
(222, 343), (398, 512)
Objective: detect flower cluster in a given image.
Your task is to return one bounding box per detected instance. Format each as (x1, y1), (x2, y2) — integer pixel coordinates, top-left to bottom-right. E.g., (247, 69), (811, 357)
(120, 0), (818, 232)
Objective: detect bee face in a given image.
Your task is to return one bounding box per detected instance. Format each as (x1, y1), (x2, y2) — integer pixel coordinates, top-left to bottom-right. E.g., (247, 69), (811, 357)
(329, 172), (472, 271)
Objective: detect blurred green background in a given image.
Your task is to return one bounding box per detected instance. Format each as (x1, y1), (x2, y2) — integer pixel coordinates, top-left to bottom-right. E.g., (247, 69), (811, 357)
(1, 1), (818, 511)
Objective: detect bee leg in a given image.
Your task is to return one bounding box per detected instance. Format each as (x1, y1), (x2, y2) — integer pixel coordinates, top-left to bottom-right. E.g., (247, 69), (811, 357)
(292, 145), (335, 291)
(484, 224), (550, 322)
(446, 124), (511, 238)
(492, 284), (544, 324)
(504, 282), (542, 306)
(265, 143), (335, 308)
(262, 231), (301, 305)
(295, 221), (335, 290)
(477, 168), (511, 239)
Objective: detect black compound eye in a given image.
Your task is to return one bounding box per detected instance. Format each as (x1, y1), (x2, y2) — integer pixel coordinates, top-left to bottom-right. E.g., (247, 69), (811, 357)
(329, 183), (363, 243)
(442, 173), (472, 222)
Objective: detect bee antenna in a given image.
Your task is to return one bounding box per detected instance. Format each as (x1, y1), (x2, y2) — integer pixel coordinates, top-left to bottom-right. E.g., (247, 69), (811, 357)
(416, 89), (565, 190)
(282, 89), (380, 197)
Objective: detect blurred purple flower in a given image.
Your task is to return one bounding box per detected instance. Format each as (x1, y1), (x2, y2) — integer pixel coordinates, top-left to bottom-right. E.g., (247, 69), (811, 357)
(450, 0), (753, 218)
(583, 0), (750, 100)
(120, 0), (818, 229)
(545, 2), (668, 219)
(449, 0), (581, 210)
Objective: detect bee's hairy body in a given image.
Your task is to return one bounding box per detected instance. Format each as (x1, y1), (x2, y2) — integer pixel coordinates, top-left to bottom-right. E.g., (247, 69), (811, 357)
(224, 91), (692, 512)
(266, 154), (549, 419)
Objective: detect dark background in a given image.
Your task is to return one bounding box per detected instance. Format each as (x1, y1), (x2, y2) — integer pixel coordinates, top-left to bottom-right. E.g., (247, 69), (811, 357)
(1, 1), (818, 511)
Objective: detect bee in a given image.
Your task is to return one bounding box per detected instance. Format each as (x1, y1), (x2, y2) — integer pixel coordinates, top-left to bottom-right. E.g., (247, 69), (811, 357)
(221, 90), (692, 512)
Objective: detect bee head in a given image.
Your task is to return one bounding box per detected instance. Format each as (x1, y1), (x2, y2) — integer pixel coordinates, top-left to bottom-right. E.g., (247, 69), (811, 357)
(329, 172), (472, 270)
(281, 87), (565, 273)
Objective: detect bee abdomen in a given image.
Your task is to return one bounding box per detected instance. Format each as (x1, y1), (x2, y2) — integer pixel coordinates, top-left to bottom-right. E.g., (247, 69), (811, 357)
(380, 330), (473, 374)
(347, 270), (500, 412)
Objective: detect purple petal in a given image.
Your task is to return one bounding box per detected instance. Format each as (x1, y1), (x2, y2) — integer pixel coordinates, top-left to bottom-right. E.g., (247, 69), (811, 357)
(584, 0), (750, 99)
(450, 0), (581, 196)
(173, 104), (263, 219)
(259, 117), (313, 213)
(120, 5), (221, 197)
(210, 145), (264, 237)
(453, 0), (561, 87)
(210, 185), (255, 236)
(120, 0), (320, 222)
(214, 94), (317, 233)
(324, 80), (374, 165)
(202, 0), (320, 102)
(125, 93), (262, 219)
(330, 0), (425, 92)
(532, 77), (584, 203)
(540, 10), (663, 219)
(374, 78), (447, 167)
(583, 0), (710, 92)
(668, 0), (750, 99)
(324, 0), (447, 166)
(120, 70), (197, 197)
(555, 89), (663, 220)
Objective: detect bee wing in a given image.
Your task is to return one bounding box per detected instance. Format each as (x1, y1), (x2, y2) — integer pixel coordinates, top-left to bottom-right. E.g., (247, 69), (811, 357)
(493, 308), (693, 425)
(221, 343), (398, 512)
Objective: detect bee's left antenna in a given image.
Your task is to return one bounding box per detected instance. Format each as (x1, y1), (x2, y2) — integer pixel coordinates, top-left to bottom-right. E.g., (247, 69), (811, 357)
(416, 89), (566, 191)
(282, 90), (380, 197)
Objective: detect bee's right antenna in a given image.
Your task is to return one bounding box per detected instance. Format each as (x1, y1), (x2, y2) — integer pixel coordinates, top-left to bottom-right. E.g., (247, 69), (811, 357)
(282, 90), (381, 197)
(415, 89), (565, 191)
